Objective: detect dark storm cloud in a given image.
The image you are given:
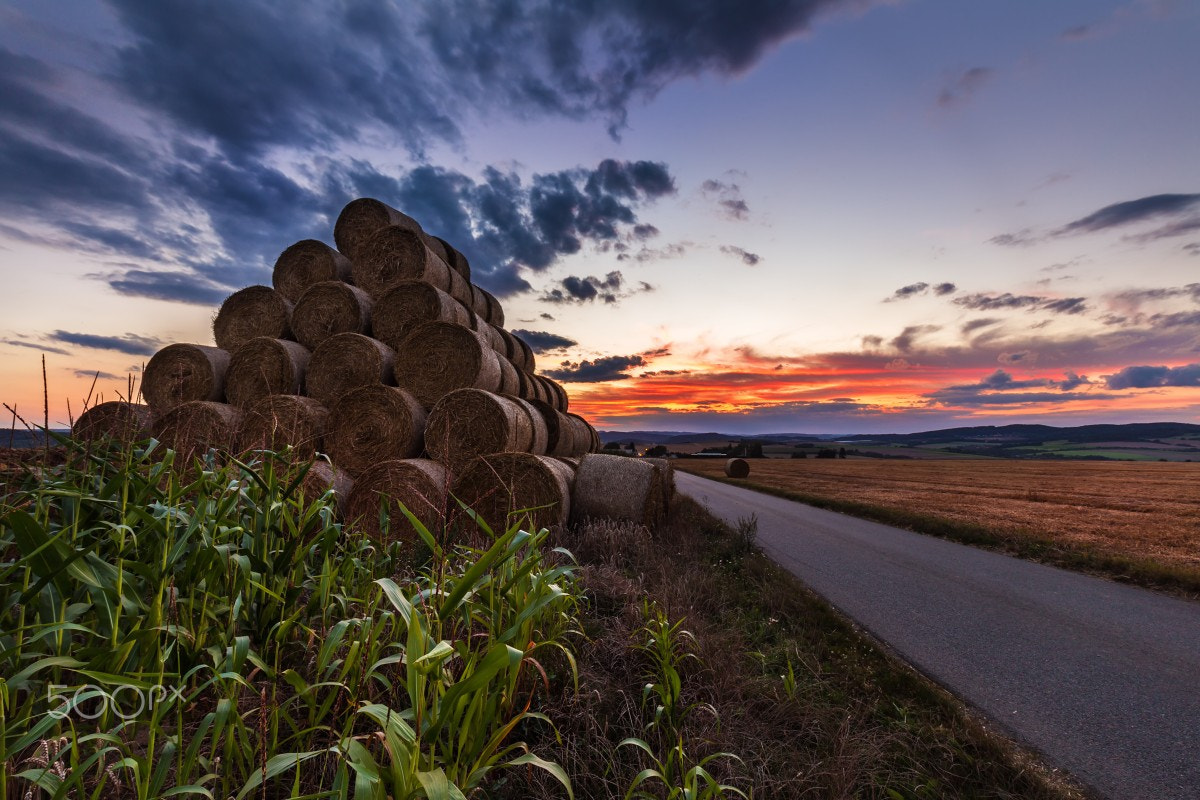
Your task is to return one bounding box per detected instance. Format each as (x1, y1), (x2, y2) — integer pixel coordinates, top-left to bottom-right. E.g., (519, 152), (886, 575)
(47, 331), (162, 356)
(719, 245), (761, 266)
(1105, 363), (1200, 390)
(937, 67), (993, 108)
(510, 329), (578, 353)
(1054, 194), (1200, 236)
(542, 354), (647, 383)
(954, 293), (1087, 314)
(541, 271), (653, 305)
(925, 368), (1108, 406)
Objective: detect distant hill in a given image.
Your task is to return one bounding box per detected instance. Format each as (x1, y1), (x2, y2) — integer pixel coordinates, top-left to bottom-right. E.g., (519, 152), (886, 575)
(1, 429), (71, 449)
(598, 430), (825, 445)
(838, 422), (1200, 447)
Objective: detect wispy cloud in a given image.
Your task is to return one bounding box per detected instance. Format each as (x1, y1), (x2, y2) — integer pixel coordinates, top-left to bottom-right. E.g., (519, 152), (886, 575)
(509, 329), (577, 353)
(47, 331), (162, 356)
(540, 271), (654, 305)
(719, 245), (762, 266)
(937, 66), (993, 108)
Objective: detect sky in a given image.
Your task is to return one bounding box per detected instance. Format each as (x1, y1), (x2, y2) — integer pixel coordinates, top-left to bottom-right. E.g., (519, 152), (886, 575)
(1, 0), (1198, 435)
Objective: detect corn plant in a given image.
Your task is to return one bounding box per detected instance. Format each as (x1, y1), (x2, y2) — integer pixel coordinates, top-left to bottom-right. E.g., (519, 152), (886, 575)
(618, 736), (748, 800)
(635, 600), (714, 736)
(1, 436), (580, 799)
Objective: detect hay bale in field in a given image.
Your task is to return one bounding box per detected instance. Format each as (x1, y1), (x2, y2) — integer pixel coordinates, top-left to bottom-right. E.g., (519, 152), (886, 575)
(306, 333), (395, 405)
(478, 286), (504, 328)
(297, 459), (353, 517)
(345, 458), (450, 542)
(72, 401), (152, 443)
(334, 198), (425, 262)
(225, 338), (310, 407)
(272, 240), (353, 302)
(539, 375), (568, 411)
(326, 385), (425, 476)
(291, 281), (373, 350)
(563, 413), (595, 456)
(644, 457), (676, 507)
(237, 394), (328, 458)
(497, 357), (519, 395)
(354, 225), (453, 299)
(213, 286), (294, 352)
(445, 265), (473, 307)
(425, 389), (534, 473)
(470, 316), (507, 356)
(434, 236), (471, 281)
(509, 396), (548, 454)
(153, 401), (243, 463)
(725, 458), (750, 478)
(511, 334), (536, 373)
(373, 281), (472, 351)
(469, 284), (490, 319)
(571, 453), (665, 527)
(453, 453), (574, 531)
(393, 322), (502, 408)
(142, 343), (230, 414)
(528, 400), (575, 457)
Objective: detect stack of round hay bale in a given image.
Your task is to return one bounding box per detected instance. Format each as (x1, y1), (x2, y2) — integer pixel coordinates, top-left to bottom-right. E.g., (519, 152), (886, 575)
(82, 198), (613, 536)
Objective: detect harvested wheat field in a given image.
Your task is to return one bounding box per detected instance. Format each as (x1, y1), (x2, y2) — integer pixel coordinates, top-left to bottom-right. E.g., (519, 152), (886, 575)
(680, 457), (1200, 580)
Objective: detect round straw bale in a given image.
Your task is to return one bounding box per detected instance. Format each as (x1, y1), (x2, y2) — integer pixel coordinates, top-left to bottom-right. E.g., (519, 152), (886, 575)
(434, 236), (471, 282)
(510, 334), (536, 373)
(422, 234), (449, 265)
(72, 401), (152, 443)
(142, 343), (230, 415)
(213, 286), (294, 352)
(469, 283), (489, 318)
(291, 281), (373, 350)
(644, 457), (676, 507)
(497, 328), (522, 365)
(345, 458), (449, 542)
(272, 240), (353, 302)
(497, 357), (519, 395)
(297, 459), (353, 517)
(445, 264), (473, 307)
(153, 401), (243, 463)
(326, 385), (426, 476)
(237, 394), (328, 457)
(425, 389), (535, 473)
(470, 316), (507, 357)
(563, 413), (594, 457)
(306, 333), (395, 405)
(334, 198), (424, 262)
(516, 370), (538, 403)
(571, 453), (665, 527)
(453, 453), (574, 531)
(393, 322), (502, 408)
(528, 399), (574, 457)
(508, 395), (548, 455)
(538, 375), (568, 411)
(354, 225), (453, 299)
(725, 458), (750, 478)
(556, 456), (580, 473)
(373, 281), (471, 351)
(478, 287), (505, 328)
(225, 338), (310, 407)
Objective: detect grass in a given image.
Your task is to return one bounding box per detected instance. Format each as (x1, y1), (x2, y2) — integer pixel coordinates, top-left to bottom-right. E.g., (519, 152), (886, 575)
(678, 458), (1200, 597)
(2, 437), (1096, 798)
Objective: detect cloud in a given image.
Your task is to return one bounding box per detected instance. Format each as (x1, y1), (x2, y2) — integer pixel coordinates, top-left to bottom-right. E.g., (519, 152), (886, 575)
(719, 245), (761, 266)
(1, 338), (71, 356)
(1104, 363), (1200, 390)
(617, 242), (691, 263)
(47, 331), (162, 356)
(542, 354), (647, 383)
(1054, 193), (1200, 236)
(509, 329), (578, 353)
(925, 368), (1109, 406)
(891, 325), (940, 353)
(542, 271), (636, 304)
(702, 179), (750, 220)
(883, 282), (956, 302)
(73, 369), (124, 381)
(961, 318), (1001, 335)
(937, 66), (993, 108)
(954, 293), (1087, 314)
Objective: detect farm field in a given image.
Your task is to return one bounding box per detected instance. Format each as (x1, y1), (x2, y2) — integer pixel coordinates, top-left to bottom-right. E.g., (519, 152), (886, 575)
(679, 457), (1200, 591)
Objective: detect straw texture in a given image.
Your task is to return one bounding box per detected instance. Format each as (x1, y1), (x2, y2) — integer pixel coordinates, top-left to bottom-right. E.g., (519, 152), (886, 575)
(372, 281), (471, 351)
(392, 321), (502, 408)
(306, 333), (395, 405)
(354, 225), (453, 298)
(425, 389), (534, 473)
(72, 401), (152, 443)
(153, 401), (243, 463)
(334, 198), (424, 261)
(453, 452), (574, 531)
(725, 458), (750, 478)
(326, 385), (426, 476)
(272, 239), (353, 302)
(142, 343), (230, 415)
(345, 458), (450, 543)
(213, 285), (294, 352)
(571, 453), (665, 527)
(290, 281), (373, 350)
(225, 338), (310, 407)
(237, 394), (329, 458)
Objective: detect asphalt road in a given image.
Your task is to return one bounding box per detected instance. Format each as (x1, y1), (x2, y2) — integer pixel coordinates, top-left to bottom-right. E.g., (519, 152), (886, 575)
(676, 471), (1200, 800)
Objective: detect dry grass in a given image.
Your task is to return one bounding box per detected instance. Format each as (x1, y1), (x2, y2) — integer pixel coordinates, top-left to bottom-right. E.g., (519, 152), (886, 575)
(680, 458), (1200, 591)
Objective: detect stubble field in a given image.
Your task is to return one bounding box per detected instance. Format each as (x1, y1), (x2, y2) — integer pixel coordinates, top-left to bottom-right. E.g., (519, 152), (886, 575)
(679, 457), (1200, 589)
